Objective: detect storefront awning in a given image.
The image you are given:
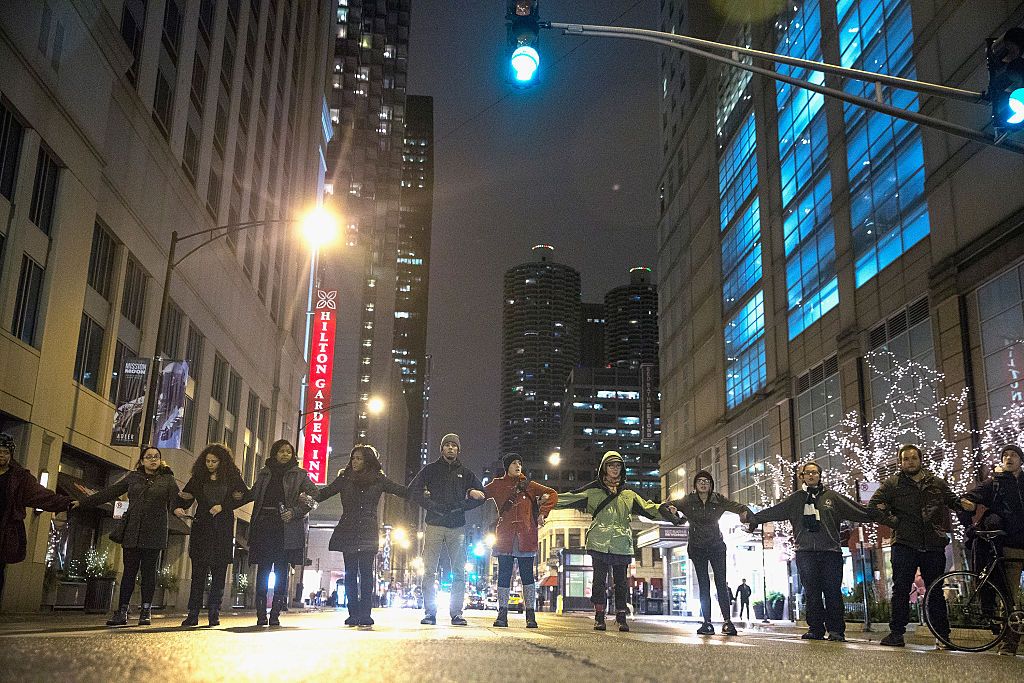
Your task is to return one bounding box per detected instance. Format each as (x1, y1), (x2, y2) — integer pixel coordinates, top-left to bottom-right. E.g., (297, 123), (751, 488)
(539, 575), (559, 587)
(636, 524), (688, 549)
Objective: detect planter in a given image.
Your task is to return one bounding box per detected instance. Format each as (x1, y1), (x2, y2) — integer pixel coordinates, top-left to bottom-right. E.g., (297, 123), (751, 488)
(54, 580), (88, 610)
(753, 603), (765, 620)
(84, 577), (116, 613)
(768, 600), (785, 620)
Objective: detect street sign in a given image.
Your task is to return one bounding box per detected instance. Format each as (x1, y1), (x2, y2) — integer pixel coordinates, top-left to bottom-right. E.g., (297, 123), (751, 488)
(302, 289), (338, 484)
(639, 363), (656, 443)
(857, 480), (881, 503)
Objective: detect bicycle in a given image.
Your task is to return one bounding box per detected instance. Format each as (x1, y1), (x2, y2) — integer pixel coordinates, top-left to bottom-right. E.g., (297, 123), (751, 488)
(923, 529), (1024, 652)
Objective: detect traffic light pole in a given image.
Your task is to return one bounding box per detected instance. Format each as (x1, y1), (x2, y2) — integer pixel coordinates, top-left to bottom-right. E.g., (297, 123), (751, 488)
(542, 22), (1024, 156)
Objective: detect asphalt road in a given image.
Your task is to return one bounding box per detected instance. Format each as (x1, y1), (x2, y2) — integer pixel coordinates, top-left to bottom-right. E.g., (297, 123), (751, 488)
(0, 608), (1021, 682)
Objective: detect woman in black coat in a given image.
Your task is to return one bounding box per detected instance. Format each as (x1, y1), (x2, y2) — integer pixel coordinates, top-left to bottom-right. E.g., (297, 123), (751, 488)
(309, 444), (408, 629)
(245, 439), (318, 627)
(74, 446), (182, 627)
(175, 443), (249, 627)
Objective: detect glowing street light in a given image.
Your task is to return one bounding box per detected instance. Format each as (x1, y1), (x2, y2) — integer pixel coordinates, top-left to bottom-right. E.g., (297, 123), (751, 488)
(300, 206), (340, 249)
(484, 533), (496, 547)
(548, 451), (561, 467)
(366, 396), (386, 415)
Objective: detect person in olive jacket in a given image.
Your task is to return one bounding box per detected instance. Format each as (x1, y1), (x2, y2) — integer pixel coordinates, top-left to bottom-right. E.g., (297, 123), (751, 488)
(175, 443), (249, 627)
(964, 444), (1024, 656)
(666, 470), (750, 636)
(243, 439), (318, 627)
(748, 461), (889, 642)
(74, 445), (182, 627)
(481, 453), (558, 629)
(307, 444), (408, 629)
(554, 451), (677, 632)
(0, 432), (73, 605)
(868, 444), (974, 648)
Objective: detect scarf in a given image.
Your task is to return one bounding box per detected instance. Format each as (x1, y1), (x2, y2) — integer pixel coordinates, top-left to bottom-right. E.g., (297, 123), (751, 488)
(802, 484), (823, 532)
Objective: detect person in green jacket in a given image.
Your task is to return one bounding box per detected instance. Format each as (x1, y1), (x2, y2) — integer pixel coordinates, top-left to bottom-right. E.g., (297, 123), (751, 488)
(554, 451), (676, 632)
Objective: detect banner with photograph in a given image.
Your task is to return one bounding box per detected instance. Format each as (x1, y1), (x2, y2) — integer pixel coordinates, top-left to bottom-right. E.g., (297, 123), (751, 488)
(111, 357), (151, 447)
(154, 360), (190, 450)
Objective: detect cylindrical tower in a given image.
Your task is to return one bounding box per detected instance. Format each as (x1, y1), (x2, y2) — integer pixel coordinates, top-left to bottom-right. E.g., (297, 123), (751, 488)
(604, 267), (659, 367)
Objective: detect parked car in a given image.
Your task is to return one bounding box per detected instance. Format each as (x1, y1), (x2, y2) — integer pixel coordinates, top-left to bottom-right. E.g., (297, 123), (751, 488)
(508, 593), (524, 613)
(484, 594), (499, 611)
(465, 594), (485, 610)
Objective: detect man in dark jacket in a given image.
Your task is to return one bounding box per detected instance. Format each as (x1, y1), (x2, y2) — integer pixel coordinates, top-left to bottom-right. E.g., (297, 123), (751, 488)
(749, 461), (888, 641)
(965, 444), (1024, 656)
(868, 444), (973, 648)
(666, 470), (749, 635)
(0, 433), (72, 606)
(408, 433), (485, 625)
(736, 579), (753, 620)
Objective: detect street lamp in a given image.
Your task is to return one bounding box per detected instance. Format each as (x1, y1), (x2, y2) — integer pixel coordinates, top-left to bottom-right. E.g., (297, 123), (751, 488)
(141, 207), (341, 446)
(295, 396), (386, 439)
(548, 451), (561, 467)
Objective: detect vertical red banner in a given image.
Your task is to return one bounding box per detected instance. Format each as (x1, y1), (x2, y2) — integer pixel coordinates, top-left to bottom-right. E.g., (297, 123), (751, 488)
(303, 289), (338, 484)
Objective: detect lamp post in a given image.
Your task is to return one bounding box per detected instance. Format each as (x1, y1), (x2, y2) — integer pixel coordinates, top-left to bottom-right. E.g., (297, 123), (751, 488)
(295, 397), (385, 440)
(140, 209), (340, 447)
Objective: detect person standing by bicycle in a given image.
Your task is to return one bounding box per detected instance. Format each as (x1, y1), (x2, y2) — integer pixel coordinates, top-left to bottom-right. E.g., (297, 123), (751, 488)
(964, 444), (1024, 656)
(868, 444), (975, 648)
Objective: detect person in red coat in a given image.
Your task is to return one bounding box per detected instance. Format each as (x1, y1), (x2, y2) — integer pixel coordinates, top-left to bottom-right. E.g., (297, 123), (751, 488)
(482, 453), (557, 628)
(0, 432), (72, 605)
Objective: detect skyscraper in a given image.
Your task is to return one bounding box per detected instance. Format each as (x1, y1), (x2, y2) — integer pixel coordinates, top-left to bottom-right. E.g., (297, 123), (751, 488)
(579, 302), (606, 368)
(604, 267), (658, 367)
(501, 245), (581, 473)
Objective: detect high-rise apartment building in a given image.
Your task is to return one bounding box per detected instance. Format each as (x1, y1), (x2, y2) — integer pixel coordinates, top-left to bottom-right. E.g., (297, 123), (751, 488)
(604, 267), (658, 367)
(0, 0), (332, 611)
(501, 245), (581, 473)
(579, 302), (606, 368)
(655, 0), (1024, 618)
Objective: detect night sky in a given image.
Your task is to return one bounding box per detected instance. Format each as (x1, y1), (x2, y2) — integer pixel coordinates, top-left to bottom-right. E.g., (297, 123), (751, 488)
(408, 0), (662, 472)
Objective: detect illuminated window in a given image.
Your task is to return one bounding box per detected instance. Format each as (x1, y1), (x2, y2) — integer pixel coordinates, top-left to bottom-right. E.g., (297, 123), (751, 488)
(724, 292), (766, 408)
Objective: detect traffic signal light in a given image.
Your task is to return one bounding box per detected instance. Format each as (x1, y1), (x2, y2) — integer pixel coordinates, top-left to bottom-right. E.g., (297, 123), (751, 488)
(507, 0), (541, 85)
(987, 28), (1024, 135)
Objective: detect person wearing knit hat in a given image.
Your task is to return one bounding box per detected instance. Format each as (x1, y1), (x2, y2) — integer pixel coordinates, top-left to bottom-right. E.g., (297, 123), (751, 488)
(665, 470), (750, 636)
(480, 454), (558, 628)
(408, 433), (486, 626)
(0, 433), (73, 604)
(554, 451), (679, 632)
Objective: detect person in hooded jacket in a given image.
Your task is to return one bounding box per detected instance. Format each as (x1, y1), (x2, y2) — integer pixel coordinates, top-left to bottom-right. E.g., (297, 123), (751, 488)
(554, 451), (677, 632)
(666, 470), (750, 636)
(243, 439), (318, 627)
(175, 443), (249, 627)
(481, 453), (558, 629)
(306, 444), (408, 629)
(0, 432), (73, 605)
(74, 445), (182, 627)
(964, 444), (1024, 656)
(748, 461), (890, 642)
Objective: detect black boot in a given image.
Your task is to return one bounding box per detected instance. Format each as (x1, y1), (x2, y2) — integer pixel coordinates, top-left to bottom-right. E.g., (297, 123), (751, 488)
(493, 607), (508, 627)
(594, 610), (606, 631)
(208, 607), (220, 627)
(106, 605), (129, 627)
(269, 596), (284, 626)
(615, 610), (629, 632)
(138, 603), (152, 626)
(180, 610), (200, 627)
(526, 609), (538, 629)
(256, 594), (268, 626)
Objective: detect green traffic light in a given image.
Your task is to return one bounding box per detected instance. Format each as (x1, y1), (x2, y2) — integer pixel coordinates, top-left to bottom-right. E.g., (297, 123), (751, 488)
(1008, 87), (1024, 125)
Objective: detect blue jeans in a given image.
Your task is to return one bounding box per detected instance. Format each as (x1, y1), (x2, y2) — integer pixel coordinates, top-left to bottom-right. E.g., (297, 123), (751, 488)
(421, 524), (466, 618)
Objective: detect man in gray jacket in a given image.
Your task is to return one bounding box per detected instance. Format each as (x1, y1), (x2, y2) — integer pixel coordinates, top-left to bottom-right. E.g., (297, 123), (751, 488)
(748, 462), (889, 641)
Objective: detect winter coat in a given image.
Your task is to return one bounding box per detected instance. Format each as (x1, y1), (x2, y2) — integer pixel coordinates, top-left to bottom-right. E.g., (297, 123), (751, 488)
(0, 461), (71, 563)
(180, 473), (249, 565)
(750, 487), (887, 553)
(483, 474), (558, 554)
(555, 453), (676, 557)
(244, 459), (318, 552)
(868, 470), (964, 550)
(737, 583), (752, 601)
(80, 467), (181, 550)
(669, 491), (749, 553)
(408, 457), (485, 528)
(314, 471), (408, 554)
(965, 470), (1024, 549)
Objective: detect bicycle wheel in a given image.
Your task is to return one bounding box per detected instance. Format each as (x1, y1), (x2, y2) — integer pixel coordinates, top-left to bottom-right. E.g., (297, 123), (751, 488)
(924, 570), (1009, 652)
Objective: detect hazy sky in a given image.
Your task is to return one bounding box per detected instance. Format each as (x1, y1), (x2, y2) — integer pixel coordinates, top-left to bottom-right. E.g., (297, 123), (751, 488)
(408, 0), (662, 471)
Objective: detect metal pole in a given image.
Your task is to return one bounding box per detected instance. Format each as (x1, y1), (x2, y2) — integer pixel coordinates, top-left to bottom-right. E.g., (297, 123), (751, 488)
(859, 529), (871, 632)
(544, 24), (1024, 155)
(141, 231), (178, 447)
(760, 533), (771, 623)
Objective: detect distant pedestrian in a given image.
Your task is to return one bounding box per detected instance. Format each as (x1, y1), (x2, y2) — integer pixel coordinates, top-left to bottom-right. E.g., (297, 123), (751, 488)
(736, 579), (752, 620)
(409, 433), (486, 626)
(74, 446), (182, 627)
(554, 451), (678, 632)
(748, 461), (889, 642)
(0, 433), (72, 606)
(307, 444), (408, 629)
(175, 443), (249, 627)
(666, 470), (750, 636)
(869, 444), (973, 649)
(482, 453), (557, 629)
(243, 439), (318, 627)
